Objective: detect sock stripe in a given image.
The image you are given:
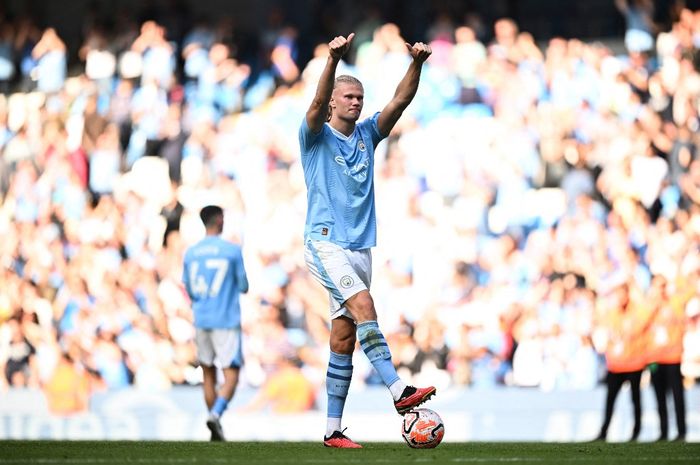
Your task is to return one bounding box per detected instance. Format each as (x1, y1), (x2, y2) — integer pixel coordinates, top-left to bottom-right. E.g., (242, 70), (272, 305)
(327, 351), (352, 421)
(356, 320), (399, 387)
(359, 335), (383, 346)
(327, 372), (352, 381)
(362, 341), (388, 354)
(328, 362), (353, 370)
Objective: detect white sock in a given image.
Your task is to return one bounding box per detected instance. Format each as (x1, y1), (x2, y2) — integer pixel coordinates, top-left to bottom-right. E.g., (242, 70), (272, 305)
(389, 379), (407, 401)
(326, 417), (342, 436)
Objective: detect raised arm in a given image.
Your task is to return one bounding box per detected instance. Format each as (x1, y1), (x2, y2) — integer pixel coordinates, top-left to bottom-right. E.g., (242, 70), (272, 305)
(614, 0), (629, 15)
(377, 42), (432, 138)
(305, 33), (354, 133)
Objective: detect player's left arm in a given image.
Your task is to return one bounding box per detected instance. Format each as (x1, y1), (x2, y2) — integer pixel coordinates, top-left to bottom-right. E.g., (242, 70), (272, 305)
(235, 249), (249, 294)
(376, 41), (431, 138)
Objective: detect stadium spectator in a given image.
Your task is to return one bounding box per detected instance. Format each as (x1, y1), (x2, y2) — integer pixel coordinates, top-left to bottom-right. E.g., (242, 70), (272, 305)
(615, 0), (658, 53)
(131, 21), (175, 90)
(14, 17), (42, 92)
(0, 22), (15, 94)
(43, 351), (99, 415)
(2, 317), (37, 387)
(451, 25), (486, 104)
(31, 27), (67, 94)
(241, 353), (316, 414)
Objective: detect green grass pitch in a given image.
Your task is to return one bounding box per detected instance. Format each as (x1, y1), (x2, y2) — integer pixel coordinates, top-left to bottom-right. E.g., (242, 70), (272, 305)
(0, 441), (698, 465)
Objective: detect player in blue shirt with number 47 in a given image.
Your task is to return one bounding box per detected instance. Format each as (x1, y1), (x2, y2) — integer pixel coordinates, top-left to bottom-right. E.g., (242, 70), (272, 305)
(299, 32), (434, 449)
(182, 205), (249, 442)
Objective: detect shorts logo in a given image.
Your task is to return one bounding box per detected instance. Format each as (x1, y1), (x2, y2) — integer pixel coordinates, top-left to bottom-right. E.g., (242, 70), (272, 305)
(340, 275), (354, 288)
(358, 140), (366, 151)
(321, 227), (328, 236)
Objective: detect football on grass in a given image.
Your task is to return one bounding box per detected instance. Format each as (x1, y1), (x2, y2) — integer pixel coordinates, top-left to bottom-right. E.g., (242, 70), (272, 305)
(401, 408), (445, 449)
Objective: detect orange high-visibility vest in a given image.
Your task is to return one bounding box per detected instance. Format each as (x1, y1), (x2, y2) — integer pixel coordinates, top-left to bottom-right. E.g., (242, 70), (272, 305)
(44, 360), (90, 415)
(648, 281), (694, 364)
(604, 302), (653, 373)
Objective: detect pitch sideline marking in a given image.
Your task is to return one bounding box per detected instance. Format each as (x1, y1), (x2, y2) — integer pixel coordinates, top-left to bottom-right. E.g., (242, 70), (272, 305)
(1, 458), (700, 464)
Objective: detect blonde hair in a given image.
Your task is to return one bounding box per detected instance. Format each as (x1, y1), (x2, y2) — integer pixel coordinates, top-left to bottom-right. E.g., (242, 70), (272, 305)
(328, 75), (363, 120)
(334, 74), (363, 89)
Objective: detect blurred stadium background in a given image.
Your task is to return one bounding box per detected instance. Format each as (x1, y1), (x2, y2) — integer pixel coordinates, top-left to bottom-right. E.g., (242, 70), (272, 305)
(1, 0), (699, 442)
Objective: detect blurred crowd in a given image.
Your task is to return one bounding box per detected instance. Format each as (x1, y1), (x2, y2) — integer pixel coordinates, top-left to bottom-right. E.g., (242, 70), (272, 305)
(1, 3), (700, 415)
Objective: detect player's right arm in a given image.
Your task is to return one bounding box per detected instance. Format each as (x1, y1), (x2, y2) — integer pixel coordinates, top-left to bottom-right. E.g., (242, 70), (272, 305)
(614, 0), (629, 14)
(305, 33), (354, 133)
(182, 253), (194, 300)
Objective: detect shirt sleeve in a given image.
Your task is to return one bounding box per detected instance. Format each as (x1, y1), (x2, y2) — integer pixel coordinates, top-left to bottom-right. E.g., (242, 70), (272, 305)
(367, 112), (384, 146)
(299, 116), (322, 155)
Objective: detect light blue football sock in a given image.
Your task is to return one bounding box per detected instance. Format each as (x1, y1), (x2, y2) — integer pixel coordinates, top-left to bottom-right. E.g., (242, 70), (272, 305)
(211, 396), (229, 417)
(357, 320), (400, 388)
(326, 351), (353, 427)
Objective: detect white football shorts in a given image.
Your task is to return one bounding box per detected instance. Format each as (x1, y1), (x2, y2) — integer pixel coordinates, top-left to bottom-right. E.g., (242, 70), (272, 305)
(195, 328), (243, 369)
(304, 239), (371, 321)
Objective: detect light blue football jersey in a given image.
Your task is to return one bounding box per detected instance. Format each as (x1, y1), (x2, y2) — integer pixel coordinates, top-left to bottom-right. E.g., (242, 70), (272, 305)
(299, 112), (385, 250)
(182, 236), (248, 329)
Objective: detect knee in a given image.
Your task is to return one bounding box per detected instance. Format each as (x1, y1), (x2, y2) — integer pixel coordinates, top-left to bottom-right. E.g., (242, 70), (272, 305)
(345, 292), (376, 322)
(202, 365), (216, 380)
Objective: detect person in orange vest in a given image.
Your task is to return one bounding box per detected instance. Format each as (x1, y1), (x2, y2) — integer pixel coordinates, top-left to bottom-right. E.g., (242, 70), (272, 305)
(241, 354), (317, 414)
(43, 351), (94, 415)
(647, 274), (693, 442)
(595, 280), (654, 441)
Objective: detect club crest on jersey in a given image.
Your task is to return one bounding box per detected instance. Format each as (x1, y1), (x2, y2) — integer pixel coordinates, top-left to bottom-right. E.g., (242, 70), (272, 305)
(358, 140), (366, 151)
